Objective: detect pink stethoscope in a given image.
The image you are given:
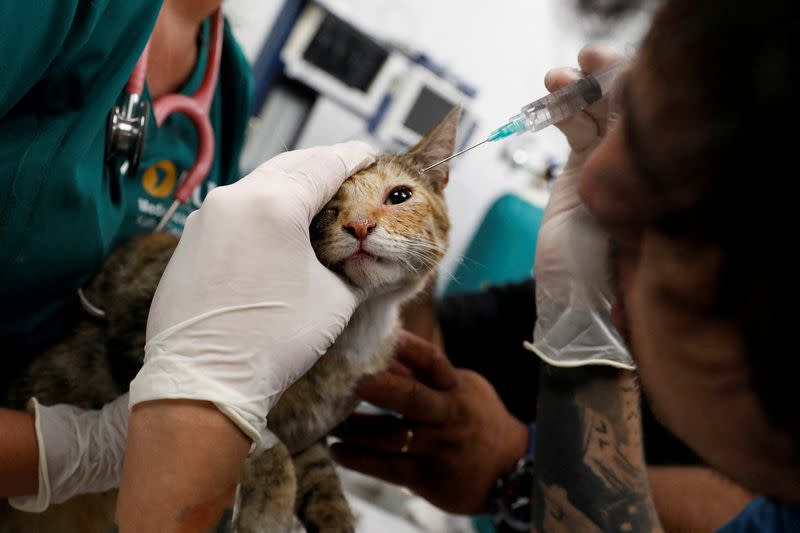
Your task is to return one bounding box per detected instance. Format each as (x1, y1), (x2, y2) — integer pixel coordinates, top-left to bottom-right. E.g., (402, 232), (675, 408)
(104, 9), (223, 232)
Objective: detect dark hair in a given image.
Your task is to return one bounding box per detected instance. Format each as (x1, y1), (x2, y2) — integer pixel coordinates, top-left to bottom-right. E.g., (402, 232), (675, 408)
(634, 0), (799, 445)
(574, 0), (659, 17)
(569, 0), (662, 37)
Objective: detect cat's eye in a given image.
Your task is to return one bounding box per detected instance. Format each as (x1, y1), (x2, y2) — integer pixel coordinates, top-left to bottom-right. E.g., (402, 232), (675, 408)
(385, 187), (413, 205)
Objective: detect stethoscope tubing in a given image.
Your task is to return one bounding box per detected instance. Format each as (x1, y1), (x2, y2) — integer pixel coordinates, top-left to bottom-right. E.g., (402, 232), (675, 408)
(120, 10), (222, 232)
(83, 11), (223, 318)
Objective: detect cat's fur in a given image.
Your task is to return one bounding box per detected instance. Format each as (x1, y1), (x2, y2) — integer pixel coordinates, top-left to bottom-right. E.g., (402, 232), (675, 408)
(0, 106), (459, 533)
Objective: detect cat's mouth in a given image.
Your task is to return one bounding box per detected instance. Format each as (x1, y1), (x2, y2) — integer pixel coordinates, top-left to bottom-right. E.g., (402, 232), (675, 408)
(345, 247), (383, 262)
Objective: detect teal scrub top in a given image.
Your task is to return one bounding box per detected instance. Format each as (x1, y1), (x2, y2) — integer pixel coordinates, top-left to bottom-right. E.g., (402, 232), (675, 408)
(0, 1), (253, 350)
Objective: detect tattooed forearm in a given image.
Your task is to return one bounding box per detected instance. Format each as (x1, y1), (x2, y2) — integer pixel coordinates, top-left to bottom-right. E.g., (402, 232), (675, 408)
(533, 365), (662, 532)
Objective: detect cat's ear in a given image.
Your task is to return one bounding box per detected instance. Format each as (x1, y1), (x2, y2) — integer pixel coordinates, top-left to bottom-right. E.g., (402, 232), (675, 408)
(407, 104), (462, 191)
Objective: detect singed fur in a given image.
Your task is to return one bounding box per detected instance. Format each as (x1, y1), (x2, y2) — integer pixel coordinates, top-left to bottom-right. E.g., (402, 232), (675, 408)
(0, 106), (460, 533)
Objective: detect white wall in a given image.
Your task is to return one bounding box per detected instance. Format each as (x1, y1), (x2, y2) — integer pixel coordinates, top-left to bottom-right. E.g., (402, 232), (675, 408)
(223, 0), (285, 63)
(223, 0), (652, 289)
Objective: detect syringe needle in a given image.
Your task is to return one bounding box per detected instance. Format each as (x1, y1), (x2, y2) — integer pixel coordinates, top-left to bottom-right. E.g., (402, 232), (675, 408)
(420, 139), (488, 174)
(420, 63), (627, 176)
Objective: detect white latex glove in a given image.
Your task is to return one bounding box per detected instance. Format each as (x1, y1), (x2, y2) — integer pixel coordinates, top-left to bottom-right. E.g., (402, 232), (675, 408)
(524, 45), (634, 370)
(128, 141), (376, 450)
(9, 394), (129, 512)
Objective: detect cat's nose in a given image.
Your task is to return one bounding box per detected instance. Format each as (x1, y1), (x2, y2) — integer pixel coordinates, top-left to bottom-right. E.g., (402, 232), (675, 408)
(342, 220), (376, 241)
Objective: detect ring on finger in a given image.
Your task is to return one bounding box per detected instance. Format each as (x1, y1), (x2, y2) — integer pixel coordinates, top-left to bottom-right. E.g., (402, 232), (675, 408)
(400, 428), (415, 454)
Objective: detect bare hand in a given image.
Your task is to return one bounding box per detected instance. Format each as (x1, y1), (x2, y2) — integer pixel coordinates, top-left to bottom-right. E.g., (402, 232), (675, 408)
(330, 331), (529, 515)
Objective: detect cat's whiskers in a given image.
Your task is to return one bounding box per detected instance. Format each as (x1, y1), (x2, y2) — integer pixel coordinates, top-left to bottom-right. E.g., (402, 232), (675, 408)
(401, 238), (460, 285)
(407, 242), (446, 257)
(453, 254), (486, 269)
(389, 236), (441, 253)
(441, 268), (460, 285)
(398, 248), (440, 273)
(404, 246), (446, 266)
(403, 246), (458, 282)
(408, 234), (447, 249)
(404, 245), (440, 262)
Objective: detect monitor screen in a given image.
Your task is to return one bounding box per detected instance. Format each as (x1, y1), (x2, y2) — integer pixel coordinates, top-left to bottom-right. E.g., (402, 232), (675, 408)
(402, 86), (454, 137)
(301, 14), (389, 93)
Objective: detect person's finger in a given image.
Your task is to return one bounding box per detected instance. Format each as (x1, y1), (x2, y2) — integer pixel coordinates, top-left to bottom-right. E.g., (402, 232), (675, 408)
(331, 414), (432, 455)
(244, 145), (321, 171)
(541, 45), (624, 94)
(394, 330), (458, 390)
(577, 43), (625, 76)
(543, 66), (611, 125)
(543, 66), (583, 93)
(253, 141), (375, 177)
(387, 360), (412, 377)
(355, 371), (452, 424)
(329, 443), (426, 489)
(577, 43), (627, 124)
(543, 67), (605, 151)
(543, 45), (627, 153)
(248, 141), (377, 220)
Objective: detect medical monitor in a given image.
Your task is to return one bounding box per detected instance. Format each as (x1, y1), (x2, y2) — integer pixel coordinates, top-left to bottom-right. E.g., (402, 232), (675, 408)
(373, 62), (475, 149)
(402, 86), (456, 137)
(301, 15), (388, 93)
(281, 4), (405, 116)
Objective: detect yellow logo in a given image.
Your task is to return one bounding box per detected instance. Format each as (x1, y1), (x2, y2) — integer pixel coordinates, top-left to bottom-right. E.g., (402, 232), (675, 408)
(141, 160), (177, 198)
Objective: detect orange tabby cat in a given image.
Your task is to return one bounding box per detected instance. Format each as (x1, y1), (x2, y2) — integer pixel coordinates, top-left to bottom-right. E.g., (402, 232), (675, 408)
(236, 105), (459, 532)
(0, 105), (460, 533)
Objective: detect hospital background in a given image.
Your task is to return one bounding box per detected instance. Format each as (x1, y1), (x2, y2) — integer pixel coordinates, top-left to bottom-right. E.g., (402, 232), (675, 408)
(221, 1), (652, 530)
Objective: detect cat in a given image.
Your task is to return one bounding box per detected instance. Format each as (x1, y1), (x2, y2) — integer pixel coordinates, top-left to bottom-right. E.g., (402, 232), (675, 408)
(0, 105), (459, 533)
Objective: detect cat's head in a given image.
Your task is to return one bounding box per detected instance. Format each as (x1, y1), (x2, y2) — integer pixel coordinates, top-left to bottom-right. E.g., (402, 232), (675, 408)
(311, 106), (460, 294)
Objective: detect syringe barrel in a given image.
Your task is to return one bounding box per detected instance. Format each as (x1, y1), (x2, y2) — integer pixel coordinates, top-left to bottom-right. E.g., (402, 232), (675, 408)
(518, 62), (626, 133)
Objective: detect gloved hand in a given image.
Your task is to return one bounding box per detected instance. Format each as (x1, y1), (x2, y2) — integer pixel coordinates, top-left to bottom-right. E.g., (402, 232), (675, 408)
(525, 44), (634, 369)
(129, 141), (376, 450)
(8, 394), (129, 512)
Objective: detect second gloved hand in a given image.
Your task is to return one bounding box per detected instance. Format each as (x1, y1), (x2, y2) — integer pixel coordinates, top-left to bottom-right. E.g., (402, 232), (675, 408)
(8, 394), (129, 512)
(526, 44), (634, 369)
(129, 141), (376, 449)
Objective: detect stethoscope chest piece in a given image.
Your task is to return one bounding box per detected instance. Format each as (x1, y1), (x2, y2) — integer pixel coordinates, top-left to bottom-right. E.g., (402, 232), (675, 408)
(105, 92), (150, 177)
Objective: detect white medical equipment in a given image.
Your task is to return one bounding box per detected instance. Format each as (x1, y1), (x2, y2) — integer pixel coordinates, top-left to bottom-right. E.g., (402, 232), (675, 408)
(240, 1), (477, 170)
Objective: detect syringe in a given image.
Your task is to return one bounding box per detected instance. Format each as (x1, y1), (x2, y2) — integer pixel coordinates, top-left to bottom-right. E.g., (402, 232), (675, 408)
(420, 61), (627, 174)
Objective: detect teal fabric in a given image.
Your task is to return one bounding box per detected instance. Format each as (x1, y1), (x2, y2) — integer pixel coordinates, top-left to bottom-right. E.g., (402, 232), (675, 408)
(114, 17), (253, 244)
(0, 1), (253, 347)
(445, 193), (544, 297)
(716, 498), (800, 533)
(455, 192), (545, 533)
(472, 515), (498, 532)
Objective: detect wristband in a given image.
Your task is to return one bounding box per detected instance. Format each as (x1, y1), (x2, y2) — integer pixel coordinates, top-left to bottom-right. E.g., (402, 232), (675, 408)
(491, 422), (536, 531)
